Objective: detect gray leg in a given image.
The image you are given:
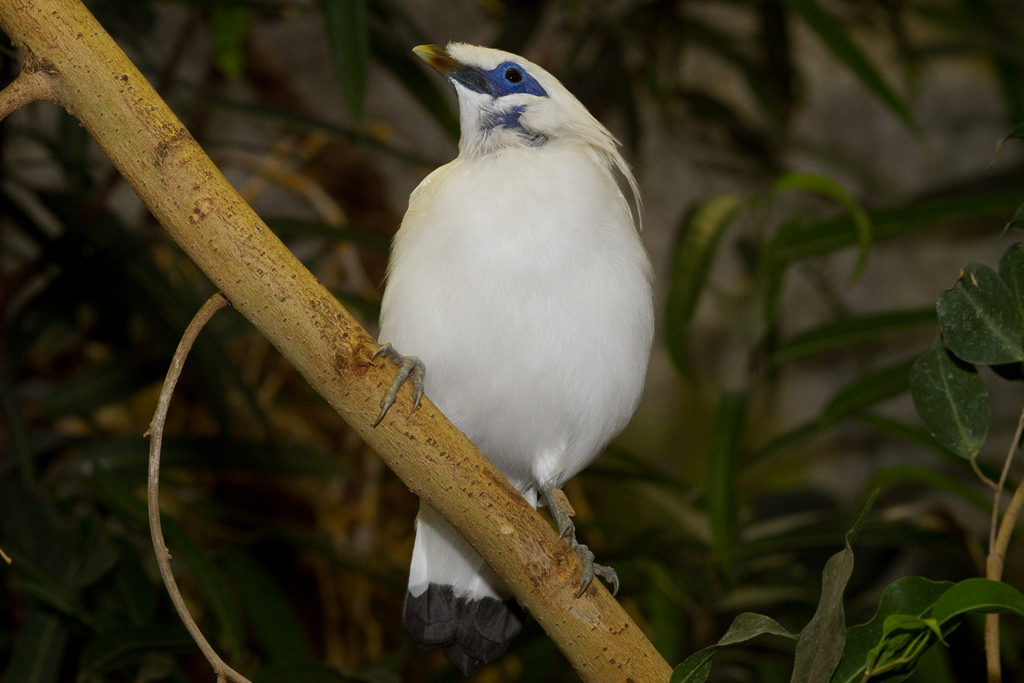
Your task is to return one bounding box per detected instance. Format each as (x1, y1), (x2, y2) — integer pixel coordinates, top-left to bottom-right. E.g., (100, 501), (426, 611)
(372, 343), (425, 427)
(540, 485), (619, 597)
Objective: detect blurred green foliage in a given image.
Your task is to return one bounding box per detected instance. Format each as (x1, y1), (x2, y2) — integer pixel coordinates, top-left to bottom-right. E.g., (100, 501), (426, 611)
(2, 0), (1024, 681)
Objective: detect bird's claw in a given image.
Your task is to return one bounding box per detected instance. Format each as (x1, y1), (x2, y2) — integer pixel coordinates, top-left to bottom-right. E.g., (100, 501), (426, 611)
(566, 539), (619, 597)
(541, 486), (619, 597)
(371, 343), (425, 427)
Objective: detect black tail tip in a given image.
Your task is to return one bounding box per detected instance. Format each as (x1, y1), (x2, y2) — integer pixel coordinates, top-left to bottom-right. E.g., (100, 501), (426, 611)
(403, 584), (527, 675)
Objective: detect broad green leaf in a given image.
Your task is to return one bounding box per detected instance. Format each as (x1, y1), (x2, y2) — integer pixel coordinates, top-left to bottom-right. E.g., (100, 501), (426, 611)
(790, 490), (877, 682)
(833, 576), (952, 683)
(665, 194), (744, 375)
(707, 392), (747, 574)
(781, 0), (916, 131)
(910, 338), (989, 458)
(932, 577), (1024, 625)
(937, 263), (1024, 364)
(770, 308), (936, 366)
(670, 612), (797, 683)
(774, 171), (873, 278)
(320, 0), (371, 119)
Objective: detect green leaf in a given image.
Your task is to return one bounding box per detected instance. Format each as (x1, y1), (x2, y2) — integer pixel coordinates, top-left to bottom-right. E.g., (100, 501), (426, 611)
(835, 578), (1024, 682)
(999, 243), (1024, 324)
(910, 338), (989, 459)
(790, 490), (877, 682)
(78, 626), (195, 679)
(819, 359), (913, 425)
(370, 29), (459, 140)
(770, 308), (936, 366)
(707, 392), (747, 574)
(320, 0), (371, 119)
(89, 464), (248, 662)
(1007, 203), (1024, 231)
(993, 120), (1024, 158)
(767, 190), (1022, 266)
(4, 611), (68, 683)
(774, 171), (873, 278)
(752, 359), (914, 466)
(866, 464), (991, 512)
(932, 577), (1024, 626)
(937, 263), (1024, 364)
(225, 548), (317, 664)
(781, 0), (916, 131)
(670, 612), (797, 683)
(665, 194), (744, 375)
(210, 5), (249, 78)
(833, 576), (953, 683)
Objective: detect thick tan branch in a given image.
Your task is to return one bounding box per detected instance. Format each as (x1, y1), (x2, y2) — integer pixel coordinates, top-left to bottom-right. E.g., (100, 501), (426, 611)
(0, 1), (671, 681)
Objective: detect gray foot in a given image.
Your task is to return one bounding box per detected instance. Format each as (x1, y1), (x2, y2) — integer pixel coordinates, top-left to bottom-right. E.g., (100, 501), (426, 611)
(541, 485), (619, 597)
(371, 343), (425, 426)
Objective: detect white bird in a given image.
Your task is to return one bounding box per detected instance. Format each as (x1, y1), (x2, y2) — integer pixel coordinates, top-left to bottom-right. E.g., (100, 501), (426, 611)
(375, 42), (654, 674)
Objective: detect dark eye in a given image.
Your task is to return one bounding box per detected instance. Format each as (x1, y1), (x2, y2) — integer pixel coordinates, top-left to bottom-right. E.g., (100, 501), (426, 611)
(504, 66), (523, 84)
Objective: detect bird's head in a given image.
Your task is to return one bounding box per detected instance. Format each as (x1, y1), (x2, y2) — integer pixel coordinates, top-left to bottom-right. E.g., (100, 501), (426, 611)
(414, 42), (640, 221)
(414, 43), (616, 155)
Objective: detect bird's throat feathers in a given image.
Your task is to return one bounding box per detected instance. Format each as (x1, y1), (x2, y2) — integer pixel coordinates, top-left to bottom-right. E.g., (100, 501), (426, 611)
(442, 42), (642, 226)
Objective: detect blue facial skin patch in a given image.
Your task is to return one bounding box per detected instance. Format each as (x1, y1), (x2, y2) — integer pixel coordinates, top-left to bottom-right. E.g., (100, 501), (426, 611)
(450, 61), (548, 99)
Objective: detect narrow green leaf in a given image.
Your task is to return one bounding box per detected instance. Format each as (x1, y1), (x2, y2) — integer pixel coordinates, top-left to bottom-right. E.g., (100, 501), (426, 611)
(768, 190), (1021, 266)
(0, 368), (34, 485)
(89, 464), (248, 662)
(999, 244), (1024, 324)
(833, 576), (952, 683)
(707, 392), (747, 574)
(320, 0), (370, 119)
(210, 5), (249, 78)
(782, 0), (916, 130)
(1007, 203), (1024, 231)
(4, 611), (68, 683)
(910, 338), (989, 458)
(937, 263), (1024, 364)
(770, 308), (936, 366)
(993, 120), (1024, 158)
(819, 359), (913, 425)
(370, 29), (459, 140)
(752, 360), (914, 467)
(78, 626), (195, 679)
(866, 464), (991, 512)
(790, 490), (877, 683)
(670, 612), (797, 682)
(774, 171), (873, 278)
(225, 548), (316, 664)
(665, 194), (744, 375)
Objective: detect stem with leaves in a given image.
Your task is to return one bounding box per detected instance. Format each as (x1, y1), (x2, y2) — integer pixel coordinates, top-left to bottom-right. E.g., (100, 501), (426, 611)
(985, 404), (1024, 683)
